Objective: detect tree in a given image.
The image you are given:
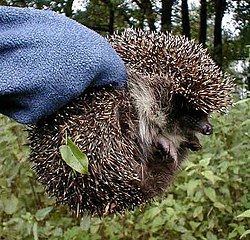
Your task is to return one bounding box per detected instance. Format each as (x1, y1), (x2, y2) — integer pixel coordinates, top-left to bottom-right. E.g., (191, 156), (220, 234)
(64, 0), (74, 18)
(2, 0), (74, 16)
(161, 0), (175, 32)
(213, 0), (227, 66)
(199, 0), (207, 46)
(74, 0), (130, 34)
(181, 0), (191, 39)
(100, 0), (116, 34)
(132, 0), (157, 31)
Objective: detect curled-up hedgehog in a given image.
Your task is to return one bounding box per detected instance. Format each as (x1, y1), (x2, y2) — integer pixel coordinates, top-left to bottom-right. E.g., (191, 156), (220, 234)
(29, 29), (234, 217)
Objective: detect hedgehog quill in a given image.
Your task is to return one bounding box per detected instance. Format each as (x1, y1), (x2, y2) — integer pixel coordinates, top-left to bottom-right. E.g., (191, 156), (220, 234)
(29, 29), (234, 217)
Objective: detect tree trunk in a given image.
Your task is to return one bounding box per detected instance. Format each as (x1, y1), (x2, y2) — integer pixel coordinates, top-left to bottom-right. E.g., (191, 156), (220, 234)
(144, 0), (156, 31)
(247, 47), (250, 91)
(100, 0), (115, 34)
(64, 0), (74, 18)
(181, 0), (191, 39)
(108, 7), (115, 34)
(199, 0), (207, 47)
(133, 0), (156, 31)
(247, 72), (250, 92)
(161, 0), (174, 32)
(213, 0), (226, 66)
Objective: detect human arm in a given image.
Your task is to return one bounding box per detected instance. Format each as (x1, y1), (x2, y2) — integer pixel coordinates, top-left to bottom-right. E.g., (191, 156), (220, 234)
(0, 6), (127, 124)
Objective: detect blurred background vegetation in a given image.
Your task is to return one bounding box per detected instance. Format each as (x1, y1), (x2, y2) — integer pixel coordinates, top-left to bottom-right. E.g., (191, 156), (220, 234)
(0, 0), (250, 239)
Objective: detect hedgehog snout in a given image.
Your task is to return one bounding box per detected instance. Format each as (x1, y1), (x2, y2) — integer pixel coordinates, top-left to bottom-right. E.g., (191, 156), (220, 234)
(177, 111), (213, 136)
(200, 122), (213, 135)
(195, 114), (213, 135)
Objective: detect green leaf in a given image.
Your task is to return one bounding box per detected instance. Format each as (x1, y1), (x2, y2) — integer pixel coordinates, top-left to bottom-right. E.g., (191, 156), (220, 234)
(35, 207), (53, 221)
(189, 221), (201, 231)
(80, 214), (91, 231)
(33, 222), (38, 240)
(2, 194), (19, 214)
(237, 209), (250, 218)
(151, 215), (166, 233)
(181, 232), (197, 240)
(204, 188), (217, 202)
(240, 229), (250, 239)
(193, 206), (203, 219)
(174, 225), (187, 233)
(206, 231), (218, 240)
(142, 206), (161, 222)
(64, 226), (82, 239)
(199, 155), (212, 167)
(59, 137), (89, 175)
(186, 180), (200, 197)
(214, 202), (225, 209)
(241, 119), (250, 126)
(202, 170), (222, 184)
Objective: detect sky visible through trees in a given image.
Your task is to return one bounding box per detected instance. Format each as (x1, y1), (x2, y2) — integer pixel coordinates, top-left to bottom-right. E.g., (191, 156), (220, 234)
(73, 0), (237, 35)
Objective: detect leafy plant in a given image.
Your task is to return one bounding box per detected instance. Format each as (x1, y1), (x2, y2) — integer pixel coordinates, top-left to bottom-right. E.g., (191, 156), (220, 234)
(0, 98), (249, 239)
(59, 136), (89, 175)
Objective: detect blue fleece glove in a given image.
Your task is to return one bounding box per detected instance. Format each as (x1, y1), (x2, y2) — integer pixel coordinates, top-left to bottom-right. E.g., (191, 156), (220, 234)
(0, 6), (127, 124)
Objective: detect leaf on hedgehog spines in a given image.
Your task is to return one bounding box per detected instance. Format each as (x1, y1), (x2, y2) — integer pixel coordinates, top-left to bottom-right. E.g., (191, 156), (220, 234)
(59, 137), (89, 175)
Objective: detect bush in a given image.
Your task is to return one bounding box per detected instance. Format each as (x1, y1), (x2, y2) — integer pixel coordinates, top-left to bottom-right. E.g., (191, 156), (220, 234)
(0, 99), (249, 240)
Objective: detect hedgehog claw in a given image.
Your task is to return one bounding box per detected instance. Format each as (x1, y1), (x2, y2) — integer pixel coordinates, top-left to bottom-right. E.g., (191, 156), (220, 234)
(156, 136), (178, 168)
(185, 135), (202, 151)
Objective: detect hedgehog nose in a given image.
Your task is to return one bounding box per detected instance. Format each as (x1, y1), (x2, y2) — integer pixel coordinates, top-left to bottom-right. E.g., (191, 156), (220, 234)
(201, 123), (213, 135)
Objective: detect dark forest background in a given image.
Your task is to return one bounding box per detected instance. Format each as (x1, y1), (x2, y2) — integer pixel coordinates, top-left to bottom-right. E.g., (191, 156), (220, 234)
(1, 0), (250, 74)
(0, 1), (250, 240)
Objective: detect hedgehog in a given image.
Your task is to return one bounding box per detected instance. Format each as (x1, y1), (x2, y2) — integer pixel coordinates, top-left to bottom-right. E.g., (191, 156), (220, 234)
(28, 29), (234, 217)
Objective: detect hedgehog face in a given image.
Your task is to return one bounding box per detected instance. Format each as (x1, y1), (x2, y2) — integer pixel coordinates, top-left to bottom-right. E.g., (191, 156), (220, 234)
(151, 115), (212, 168)
(148, 94), (214, 169)
(177, 108), (213, 152)
(172, 94), (214, 152)
(172, 95), (213, 136)
(177, 109), (213, 135)
(128, 70), (214, 169)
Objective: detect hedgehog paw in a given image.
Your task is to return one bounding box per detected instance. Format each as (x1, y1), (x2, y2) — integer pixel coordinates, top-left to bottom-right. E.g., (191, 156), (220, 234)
(155, 136), (178, 168)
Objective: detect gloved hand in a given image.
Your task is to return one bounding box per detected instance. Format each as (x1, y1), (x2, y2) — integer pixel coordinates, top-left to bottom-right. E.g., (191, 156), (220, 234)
(0, 6), (127, 124)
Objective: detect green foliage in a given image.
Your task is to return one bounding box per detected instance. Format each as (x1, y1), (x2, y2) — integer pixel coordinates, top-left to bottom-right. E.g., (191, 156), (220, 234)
(0, 117), (79, 239)
(74, 0), (132, 34)
(0, 99), (249, 239)
(60, 136), (89, 175)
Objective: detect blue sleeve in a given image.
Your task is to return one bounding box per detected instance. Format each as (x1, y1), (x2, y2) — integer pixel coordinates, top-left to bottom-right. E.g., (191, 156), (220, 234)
(0, 6), (127, 124)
